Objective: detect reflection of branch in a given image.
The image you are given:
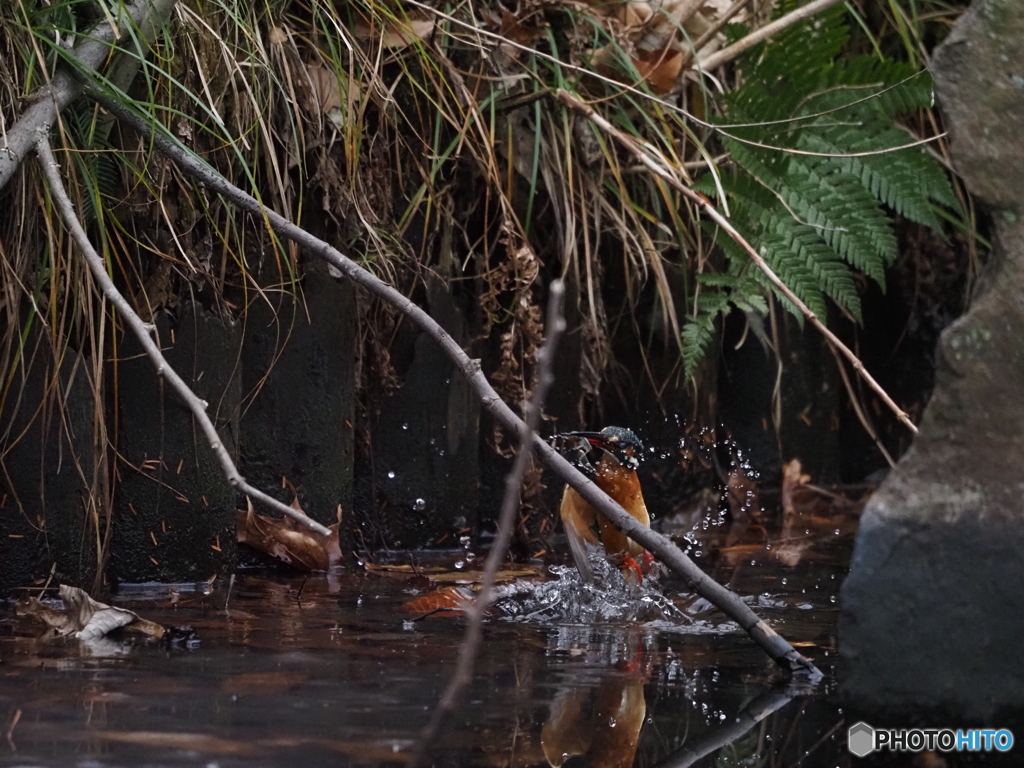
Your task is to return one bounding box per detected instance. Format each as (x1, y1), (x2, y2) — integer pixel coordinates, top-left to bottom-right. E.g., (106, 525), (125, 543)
(656, 687), (795, 768)
(34, 137), (331, 538)
(409, 281), (565, 768)
(557, 88), (918, 437)
(92, 92), (818, 677)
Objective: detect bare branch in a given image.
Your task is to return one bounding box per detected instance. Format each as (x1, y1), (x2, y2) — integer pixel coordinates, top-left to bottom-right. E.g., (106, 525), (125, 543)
(557, 88), (918, 436)
(0, 0), (177, 192)
(698, 0), (847, 72)
(33, 136), (331, 538)
(95, 94), (820, 677)
(409, 281), (566, 768)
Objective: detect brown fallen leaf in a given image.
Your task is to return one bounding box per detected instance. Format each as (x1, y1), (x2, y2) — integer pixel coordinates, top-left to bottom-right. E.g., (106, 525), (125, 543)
(236, 497), (342, 571)
(352, 14), (434, 50)
(633, 46), (684, 94)
(403, 586), (474, 615)
(16, 585), (165, 640)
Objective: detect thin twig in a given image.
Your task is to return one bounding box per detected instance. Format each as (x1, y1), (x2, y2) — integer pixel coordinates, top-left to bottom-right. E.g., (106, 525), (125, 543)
(827, 344), (896, 468)
(698, 0), (847, 72)
(95, 93), (820, 677)
(557, 88), (918, 435)
(33, 136), (331, 538)
(409, 281), (565, 768)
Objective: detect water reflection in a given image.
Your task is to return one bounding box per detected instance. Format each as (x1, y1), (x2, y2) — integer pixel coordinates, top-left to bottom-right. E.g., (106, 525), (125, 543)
(542, 628), (650, 768)
(0, 530), (852, 767)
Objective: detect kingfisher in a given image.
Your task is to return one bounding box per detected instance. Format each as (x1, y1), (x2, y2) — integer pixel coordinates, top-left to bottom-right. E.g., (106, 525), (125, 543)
(553, 426), (654, 584)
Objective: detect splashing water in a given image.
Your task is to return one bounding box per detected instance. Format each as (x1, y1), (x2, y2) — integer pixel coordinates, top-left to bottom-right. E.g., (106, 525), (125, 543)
(489, 559), (690, 625)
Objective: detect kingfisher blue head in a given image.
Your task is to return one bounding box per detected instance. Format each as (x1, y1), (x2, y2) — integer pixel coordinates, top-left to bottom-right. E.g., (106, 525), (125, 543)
(554, 426), (644, 472)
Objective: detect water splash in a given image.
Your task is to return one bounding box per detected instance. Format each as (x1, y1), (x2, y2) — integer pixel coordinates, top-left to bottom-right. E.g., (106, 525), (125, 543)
(489, 560), (690, 625)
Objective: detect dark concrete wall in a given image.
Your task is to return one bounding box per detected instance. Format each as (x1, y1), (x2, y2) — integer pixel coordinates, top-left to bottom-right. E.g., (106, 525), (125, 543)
(111, 301), (240, 582)
(0, 330), (99, 594)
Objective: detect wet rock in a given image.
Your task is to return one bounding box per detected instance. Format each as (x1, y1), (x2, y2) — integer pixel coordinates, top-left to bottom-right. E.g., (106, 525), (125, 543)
(111, 301), (240, 582)
(840, 0), (1024, 721)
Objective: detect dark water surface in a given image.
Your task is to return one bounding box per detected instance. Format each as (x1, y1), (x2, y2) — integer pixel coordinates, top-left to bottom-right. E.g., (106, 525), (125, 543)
(0, 534), (853, 767)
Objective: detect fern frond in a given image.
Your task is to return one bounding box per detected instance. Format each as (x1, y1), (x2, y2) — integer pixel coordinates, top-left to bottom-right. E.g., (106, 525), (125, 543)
(683, 291), (731, 380)
(727, 139), (894, 284)
(699, 3), (956, 335)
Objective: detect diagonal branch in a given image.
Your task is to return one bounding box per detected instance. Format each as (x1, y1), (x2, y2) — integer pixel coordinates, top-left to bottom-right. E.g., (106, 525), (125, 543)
(409, 281), (565, 768)
(556, 88), (918, 435)
(93, 92), (820, 678)
(34, 135), (331, 538)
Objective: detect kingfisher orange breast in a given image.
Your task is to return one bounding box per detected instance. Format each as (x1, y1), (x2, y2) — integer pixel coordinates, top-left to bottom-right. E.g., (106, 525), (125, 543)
(559, 456), (650, 561)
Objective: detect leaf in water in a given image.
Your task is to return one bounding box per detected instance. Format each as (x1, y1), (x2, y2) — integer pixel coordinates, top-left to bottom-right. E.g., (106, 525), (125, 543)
(236, 497), (342, 572)
(403, 586), (474, 615)
(222, 672), (310, 695)
(425, 566), (542, 584)
(17, 585), (166, 640)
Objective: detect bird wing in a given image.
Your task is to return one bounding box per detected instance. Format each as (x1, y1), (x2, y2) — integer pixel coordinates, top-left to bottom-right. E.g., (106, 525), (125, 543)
(560, 486), (600, 584)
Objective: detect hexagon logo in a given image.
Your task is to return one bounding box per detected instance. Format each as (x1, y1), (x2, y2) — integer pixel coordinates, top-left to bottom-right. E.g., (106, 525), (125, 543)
(848, 722), (875, 757)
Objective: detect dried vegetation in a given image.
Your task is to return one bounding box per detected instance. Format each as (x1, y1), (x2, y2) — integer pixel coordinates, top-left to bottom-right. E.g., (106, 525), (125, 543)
(0, 0), (975, 566)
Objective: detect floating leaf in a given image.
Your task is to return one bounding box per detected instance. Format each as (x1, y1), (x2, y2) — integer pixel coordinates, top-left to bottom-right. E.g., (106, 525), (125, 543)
(403, 586), (474, 615)
(17, 585), (166, 640)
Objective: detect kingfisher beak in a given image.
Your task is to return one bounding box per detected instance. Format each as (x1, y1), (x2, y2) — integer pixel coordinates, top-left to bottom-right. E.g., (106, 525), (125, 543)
(565, 431), (609, 447)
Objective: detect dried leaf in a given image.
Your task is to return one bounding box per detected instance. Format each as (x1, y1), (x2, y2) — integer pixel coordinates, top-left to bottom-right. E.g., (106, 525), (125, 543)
(781, 458), (812, 522)
(634, 46), (684, 94)
(726, 466), (760, 521)
(17, 585), (166, 640)
(403, 586), (474, 614)
(305, 62), (342, 114)
(236, 497), (343, 572)
(354, 16), (434, 50)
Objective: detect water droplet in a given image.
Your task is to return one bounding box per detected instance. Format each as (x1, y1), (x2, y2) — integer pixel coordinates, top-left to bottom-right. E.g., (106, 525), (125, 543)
(834, 528), (841, 535)
(830, 595), (837, 603)
(402, 423), (409, 431)
(750, 560), (756, 566)
(414, 498), (426, 511)
(781, 578), (787, 585)
(454, 560), (465, 570)
(387, 471), (395, 479)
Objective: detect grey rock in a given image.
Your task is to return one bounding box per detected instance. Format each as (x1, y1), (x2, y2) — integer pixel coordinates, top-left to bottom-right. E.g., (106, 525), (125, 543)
(840, 0), (1024, 720)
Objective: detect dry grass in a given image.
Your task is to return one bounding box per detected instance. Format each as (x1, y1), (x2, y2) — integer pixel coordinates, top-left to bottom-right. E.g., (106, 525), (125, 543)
(0, 0), (973, 566)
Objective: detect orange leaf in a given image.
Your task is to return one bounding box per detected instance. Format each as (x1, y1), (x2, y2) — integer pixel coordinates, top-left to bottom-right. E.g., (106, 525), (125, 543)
(403, 586), (474, 615)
